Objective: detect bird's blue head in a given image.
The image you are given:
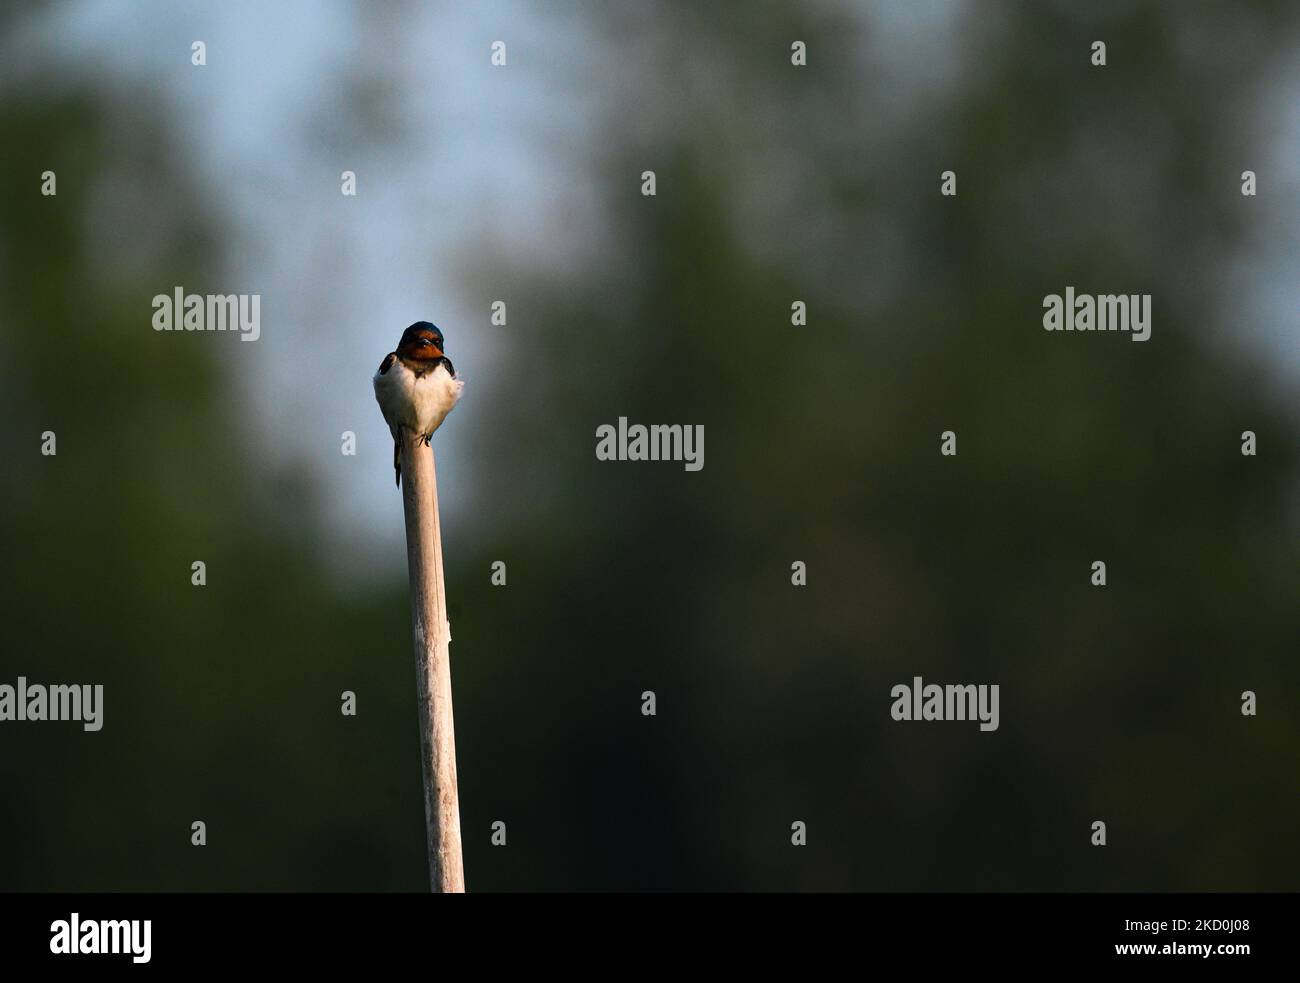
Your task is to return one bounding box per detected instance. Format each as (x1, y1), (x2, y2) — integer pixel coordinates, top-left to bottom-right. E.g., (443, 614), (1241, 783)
(398, 321), (445, 360)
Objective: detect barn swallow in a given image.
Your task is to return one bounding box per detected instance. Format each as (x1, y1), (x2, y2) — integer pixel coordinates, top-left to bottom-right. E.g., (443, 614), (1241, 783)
(373, 321), (464, 486)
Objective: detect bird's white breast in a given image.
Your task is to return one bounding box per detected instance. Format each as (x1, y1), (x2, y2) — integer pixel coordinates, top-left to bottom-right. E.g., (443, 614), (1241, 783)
(373, 360), (463, 439)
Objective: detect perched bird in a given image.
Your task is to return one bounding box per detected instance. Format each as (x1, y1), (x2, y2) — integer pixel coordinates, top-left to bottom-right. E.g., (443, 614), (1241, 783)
(373, 321), (464, 486)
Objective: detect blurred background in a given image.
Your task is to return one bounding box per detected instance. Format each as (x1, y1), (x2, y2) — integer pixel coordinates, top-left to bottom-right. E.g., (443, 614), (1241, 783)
(0, 0), (1296, 891)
